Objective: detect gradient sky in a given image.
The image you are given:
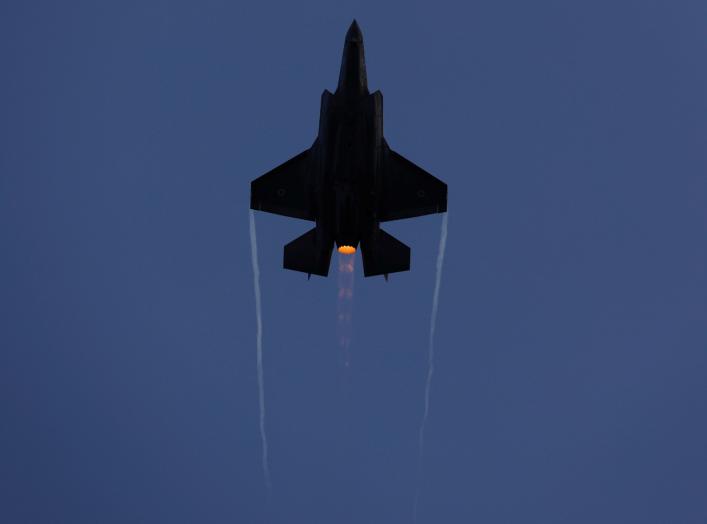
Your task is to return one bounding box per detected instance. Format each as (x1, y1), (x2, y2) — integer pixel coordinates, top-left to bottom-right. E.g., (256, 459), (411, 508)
(2, 1), (707, 523)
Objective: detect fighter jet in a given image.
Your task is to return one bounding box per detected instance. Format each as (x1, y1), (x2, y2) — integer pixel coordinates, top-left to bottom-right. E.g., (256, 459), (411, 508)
(250, 20), (447, 278)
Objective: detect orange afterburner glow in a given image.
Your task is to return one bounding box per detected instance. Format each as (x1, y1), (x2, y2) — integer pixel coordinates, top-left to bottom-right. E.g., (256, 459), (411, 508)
(338, 245), (356, 255)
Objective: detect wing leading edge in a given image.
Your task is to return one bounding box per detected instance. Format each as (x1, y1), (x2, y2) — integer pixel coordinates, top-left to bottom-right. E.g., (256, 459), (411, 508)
(377, 141), (447, 222)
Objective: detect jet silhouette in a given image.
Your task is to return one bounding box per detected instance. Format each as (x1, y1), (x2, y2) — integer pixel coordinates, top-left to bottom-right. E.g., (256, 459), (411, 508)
(250, 20), (447, 278)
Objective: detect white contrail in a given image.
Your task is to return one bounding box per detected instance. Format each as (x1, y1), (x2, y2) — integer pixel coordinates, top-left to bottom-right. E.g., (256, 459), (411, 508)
(413, 212), (448, 522)
(249, 210), (271, 491)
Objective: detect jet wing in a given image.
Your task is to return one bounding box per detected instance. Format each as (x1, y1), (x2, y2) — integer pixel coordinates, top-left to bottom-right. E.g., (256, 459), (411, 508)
(377, 142), (447, 222)
(250, 148), (315, 221)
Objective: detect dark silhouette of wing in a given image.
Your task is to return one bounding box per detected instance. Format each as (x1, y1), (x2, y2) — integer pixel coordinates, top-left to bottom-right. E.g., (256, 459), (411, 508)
(377, 142), (447, 222)
(251, 148), (314, 221)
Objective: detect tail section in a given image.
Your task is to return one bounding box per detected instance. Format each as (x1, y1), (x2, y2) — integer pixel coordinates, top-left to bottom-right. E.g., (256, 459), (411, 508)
(361, 228), (410, 277)
(283, 228), (333, 277)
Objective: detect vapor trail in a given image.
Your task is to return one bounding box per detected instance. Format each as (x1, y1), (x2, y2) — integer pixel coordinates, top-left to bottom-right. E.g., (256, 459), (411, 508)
(413, 212), (448, 522)
(249, 210), (271, 491)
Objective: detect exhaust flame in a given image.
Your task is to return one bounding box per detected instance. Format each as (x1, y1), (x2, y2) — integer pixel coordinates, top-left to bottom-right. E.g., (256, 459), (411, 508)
(413, 212), (448, 522)
(249, 210), (272, 491)
(338, 245), (356, 255)
(337, 252), (355, 366)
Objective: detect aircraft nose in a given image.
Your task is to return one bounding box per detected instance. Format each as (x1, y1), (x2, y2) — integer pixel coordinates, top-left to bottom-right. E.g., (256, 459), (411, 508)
(345, 20), (363, 43)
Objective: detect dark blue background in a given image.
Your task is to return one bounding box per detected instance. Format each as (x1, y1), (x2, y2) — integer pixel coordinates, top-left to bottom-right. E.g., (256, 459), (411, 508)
(2, 1), (706, 522)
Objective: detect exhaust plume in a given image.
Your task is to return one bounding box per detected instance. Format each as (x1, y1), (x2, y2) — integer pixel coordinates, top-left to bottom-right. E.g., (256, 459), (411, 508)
(337, 252), (356, 367)
(249, 210), (272, 491)
(413, 212), (448, 522)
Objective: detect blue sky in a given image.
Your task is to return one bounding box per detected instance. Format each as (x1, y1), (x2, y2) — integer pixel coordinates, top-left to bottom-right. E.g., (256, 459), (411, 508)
(2, 1), (706, 522)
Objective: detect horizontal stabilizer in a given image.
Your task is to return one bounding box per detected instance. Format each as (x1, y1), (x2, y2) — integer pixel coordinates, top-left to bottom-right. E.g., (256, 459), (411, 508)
(283, 228), (333, 277)
(361, 228), (410, 277)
